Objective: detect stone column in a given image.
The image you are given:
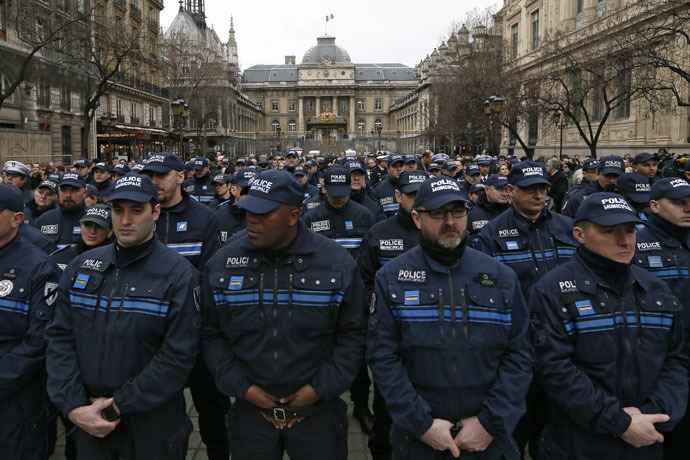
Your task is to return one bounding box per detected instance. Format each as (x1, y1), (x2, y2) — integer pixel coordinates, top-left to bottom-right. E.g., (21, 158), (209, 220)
(332, 96), (338, 115)
(583, 0), (596, 23)
(316, 96), (321, 115)
(349, 96), (355, 133)
(298, 97), (304, 134)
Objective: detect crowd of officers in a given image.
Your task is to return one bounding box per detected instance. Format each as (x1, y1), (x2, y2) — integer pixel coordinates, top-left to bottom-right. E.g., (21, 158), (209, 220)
(0, 147), (689, 460)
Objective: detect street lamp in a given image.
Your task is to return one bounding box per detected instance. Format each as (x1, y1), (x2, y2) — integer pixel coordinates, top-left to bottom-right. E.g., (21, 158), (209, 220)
(552, 110), (569, 160)
(171, 99), (189, 158)
(482, 95), (503, 154)
(373, 124), (382, 153)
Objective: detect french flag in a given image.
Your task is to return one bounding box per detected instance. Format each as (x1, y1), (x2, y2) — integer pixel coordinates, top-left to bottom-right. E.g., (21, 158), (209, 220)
(326, 13), (334, 22)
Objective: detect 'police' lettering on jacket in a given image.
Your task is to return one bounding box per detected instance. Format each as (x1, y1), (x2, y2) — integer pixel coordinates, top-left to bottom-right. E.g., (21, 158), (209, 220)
(226, 256), (249, 268)
(310, 220), (331, 232)
(637, 241), (661, 251)
(397, 269), (426, 283)
(472, 220), (489, 230)
(498, 228), (520, 238)
(42, 224), (59, 235)
(558, 280), (578, 293)
(81, 259), (106, 272)
(379, 239), (404, 251)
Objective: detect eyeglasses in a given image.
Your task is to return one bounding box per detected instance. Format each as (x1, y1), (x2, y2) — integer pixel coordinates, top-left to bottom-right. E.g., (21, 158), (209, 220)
(416, 207), (467, 219)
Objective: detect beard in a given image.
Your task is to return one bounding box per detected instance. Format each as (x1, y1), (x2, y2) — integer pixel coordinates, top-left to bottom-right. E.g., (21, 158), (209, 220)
(422, 224), (463, 250)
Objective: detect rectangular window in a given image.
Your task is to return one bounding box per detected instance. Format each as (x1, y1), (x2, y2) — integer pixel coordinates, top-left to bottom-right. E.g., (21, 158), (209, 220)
(570, 69), (582, 121)
(256, 101), (263, 110)
(1, 75), (12, 104)
(62, 126), (71, 158)
(61, 87), (71, 111)
(340, 100), (348, 114)
(357, 100), (365, 111)
(271, 100), (279, 112)
(306, 100), (314, 113)
(322, 100), (331, 112)
(615, 64), (631, 119)
(530, 10), (539, 50)
(0, 1), (6, 41)
(38, 81), (50, 108)
(375, 99), (382, 111)
(528, 110), (539, 145)
(511, 23), (518, 59)
(576, 0), (584, 28)
(591, 64), (605, 122)
(288, 100), (296, 112)
(149, 106), (155, 126)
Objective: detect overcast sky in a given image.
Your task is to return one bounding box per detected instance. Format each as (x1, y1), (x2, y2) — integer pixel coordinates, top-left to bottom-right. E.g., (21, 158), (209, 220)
(161, 0), (500, 70)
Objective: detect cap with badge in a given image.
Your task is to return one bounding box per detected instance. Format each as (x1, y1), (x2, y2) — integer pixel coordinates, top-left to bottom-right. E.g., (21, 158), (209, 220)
(232, 168), (258, 187)
(431, 153), (449, 164)
(469, 183), (486, 194)
(46, 172), (62, 182)
(323, 167), (351, 197)
(598, 156), (625, 176)
(193, 158), (209, 171)
(650, 177), (690, 201)
(94, 162), (110, 172)
(347, 161), (365, 173)
(508, 161), (550, 187)
(466, 164), (481, 176)
(108, 174), (159, 203)
(414, 175), (468, 209)
(486, 174), (509, 188)
(0, 184), (24, 212)
(574, 192), (643, 226)
(142, 153), (185, 173)
(233, 170), (304, 214)
(616, 173), (650, 204)
(398, 170), (428, 194)
(427, 163), (440, 172)
(404, 154), (417, 164)
(388, 154), (405, 166)
(286, 151), (298, 158)
(293, 166), (307, 177)
(475, 155), (492, 165)
(582, 158), (600, 171)
(305, 160), (316, 168)
(58, 172), (86, 188)
(3, 161), (31, 177)
(633, 152), (658, 165)
(442, 160), (458, 171)
(80, 204), (112, 229)
(111, 164), (131, 175)
(212, 174), (231, 185)
(73, 158), (91, 168)
(37, 180), (58, 193)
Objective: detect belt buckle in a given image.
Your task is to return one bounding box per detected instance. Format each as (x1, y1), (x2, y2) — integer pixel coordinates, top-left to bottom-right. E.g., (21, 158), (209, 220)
(273, 407), (287, 422)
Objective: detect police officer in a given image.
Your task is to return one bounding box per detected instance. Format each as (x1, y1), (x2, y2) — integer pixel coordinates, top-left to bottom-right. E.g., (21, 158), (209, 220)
(185, 157), (216, 205)
(208, 173), (233, 209)
(34, 172), (88, 249)
(302, 166), (376, 260)
(216, 167), (257, 244)
(633, 178), (690, 460)
(427, 163), (442, 177)
(51, 204), (113, 271)
(530, 192), (688, 459)
(368, 175), (532, 459)
(348, 160), (385, 220)
(358, 169), (426, 459)
(110, 163), (131, 182)
(562, 156), (624, 218)
(141, 152), (228, 460)
(45, 175), (201, 459)
(293, 166), (319, 201)
(561, 158), (599, 210)
(92, 162), (113, 199)
(3, 160), (34, 204)
(462, 163), (482, 193)
(614, 172), (651, 230)
(467, 174), (511, 243)
(368, 155), (387, 187)
(201, 169), (365, 459)
(284, 150), (299, 174)
(468, 183), (485, 206)
(0, 184), (61, 460)
(371, 155), (406, 217)
(71, 158), (92, 183)
(632, 152), (659, 184)
(24, 179), (58, 226)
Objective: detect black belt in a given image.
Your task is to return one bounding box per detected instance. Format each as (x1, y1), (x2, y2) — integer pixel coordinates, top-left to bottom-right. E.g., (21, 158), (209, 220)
(258, 404), (320, 421)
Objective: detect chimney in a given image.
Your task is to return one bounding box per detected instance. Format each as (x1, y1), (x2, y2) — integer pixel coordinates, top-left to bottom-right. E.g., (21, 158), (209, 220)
(285, 55), (296, 65)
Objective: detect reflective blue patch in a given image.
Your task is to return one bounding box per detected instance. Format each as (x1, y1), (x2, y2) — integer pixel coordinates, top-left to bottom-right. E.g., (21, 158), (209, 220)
(345, 221), (353, 230)
(404, 290), (420, 306)
(177, 222), (188, 232)
(73, 226), (81, 235)
(648, 256), (663, 268)
(202, 185), (208, 190)
(575, 300), (594, 316)
(73, 273), (90, 289)
(506, 241), (519, 250)
(229, 276), (244, 291)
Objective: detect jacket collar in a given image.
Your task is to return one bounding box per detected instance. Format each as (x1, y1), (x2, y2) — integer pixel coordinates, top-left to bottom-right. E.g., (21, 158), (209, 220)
(570, 251), (648, 294)
(510, 206), (551, 232)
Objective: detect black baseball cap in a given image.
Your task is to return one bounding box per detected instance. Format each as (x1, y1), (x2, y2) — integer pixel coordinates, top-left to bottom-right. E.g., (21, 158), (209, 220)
(212, 174), (231, 185)
(598, 156), (625, 176)
(0, 184), (24, 212)
(469, 183), (486, 194)
(650, 177), (690, 201)
(404, 154), (417, 164)
(80, 204), (112, 229)
(388, 155), (405, 166)
(633, 152), (658, 165)
(582, 158), (600, 171)
(232, 168), (258, 187)
(575, 192), (643, 226)
(286, 151), (298, 158)
(442, 160), (458, 171)
(293, 166), (307, 177)
(58, 172), (86, 188)
(414, 176), (468, 210)
(466, 164), (481, 176)
(427, 163), (440, 172)
(73, 158), (91, 168)
(111, 164), (131, 175)
(398, 170), (428, 194)
(616, 173), (650, 203)
(37, 180), (58, 193)
(93, 162), (110, 172)
(323, 167), (351, 197)
(508, 161), (550, 187)
(193, 158), (209, 171)
(108, 174), (159, 203)
(142, 153), (185, 173)
(234, 170), (304, 214)
(347, 161), (365, 173)
(486, 174), (509, 188)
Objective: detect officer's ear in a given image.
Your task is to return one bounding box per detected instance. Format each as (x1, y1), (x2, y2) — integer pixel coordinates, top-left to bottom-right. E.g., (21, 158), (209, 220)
(411, 208), (423, 230)
(176, 170), (185, 185)
(506, 184), (515, 197)
(573, 222), (588, 244)
(395, 189), (402, 204)
(649, 199), (660, 214)
(287, 206), (301, 227)
(10, 211), (24, 228)
(151, 202), (161, 221)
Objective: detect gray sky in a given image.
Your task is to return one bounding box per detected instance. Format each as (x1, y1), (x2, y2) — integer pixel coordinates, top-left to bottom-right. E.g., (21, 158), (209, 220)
(161, 0), (500, 70)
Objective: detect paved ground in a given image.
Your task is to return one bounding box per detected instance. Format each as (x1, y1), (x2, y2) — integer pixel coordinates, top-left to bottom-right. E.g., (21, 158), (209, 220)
(51, 389), (374, 460)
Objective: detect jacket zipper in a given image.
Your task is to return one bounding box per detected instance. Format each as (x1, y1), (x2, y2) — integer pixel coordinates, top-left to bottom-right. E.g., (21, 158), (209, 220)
(99, 268), (120, 389)
(550, 236), (560, 265)
(437, 288), (445, 342)
(446, 268), (458, 385)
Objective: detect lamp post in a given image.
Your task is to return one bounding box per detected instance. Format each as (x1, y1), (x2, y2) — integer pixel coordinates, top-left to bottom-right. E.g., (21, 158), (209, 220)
(482, 95), (504, 154)
(374, 123), (382, 153)
(171, 99), (189, 159)
(552, 110), (569, 160)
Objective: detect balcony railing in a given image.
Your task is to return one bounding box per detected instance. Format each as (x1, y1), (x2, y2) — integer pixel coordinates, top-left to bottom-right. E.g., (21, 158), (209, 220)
(131, 116), (140, 125)
(114, 0), (126, 10)
(61, 100), (71, 111)
(130, 5), (142, 21)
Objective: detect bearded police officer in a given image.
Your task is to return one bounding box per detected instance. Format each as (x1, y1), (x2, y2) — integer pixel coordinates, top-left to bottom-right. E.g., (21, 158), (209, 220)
(368, 175), (532, 459)
(358, 169), (426, 459)
(141, 153), (228, 460)
(202, 170), (365, 459)
(0, 184), (61, 460)
(633, 178), (690, 460)
(35, 172), (88, 250)
(530, 192), (688, 459)
(45, 175), (202, 459)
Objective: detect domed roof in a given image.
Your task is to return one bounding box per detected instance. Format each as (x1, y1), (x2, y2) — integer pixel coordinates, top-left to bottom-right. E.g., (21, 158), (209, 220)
(301, 36), (351, 64)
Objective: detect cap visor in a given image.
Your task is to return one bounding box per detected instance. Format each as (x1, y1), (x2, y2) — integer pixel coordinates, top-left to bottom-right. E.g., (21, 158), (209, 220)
(142, 164), (174, 173)
(599, 168), (623, 176)
(193, 165), (205, 171)
(79, 217), (110, 229)
(108, 191), (155, 203)
(399, 184), (422, 194)
(514, 177), (550, 187)
(234, 195), (280, 214)
(58, 180), (85, 188)
(419, 194), (468, 210)
(582, 214), (644, 226)
(626, 192), (650, 203)
(389, 160), (405, 166)
(325, 185), (351, 197)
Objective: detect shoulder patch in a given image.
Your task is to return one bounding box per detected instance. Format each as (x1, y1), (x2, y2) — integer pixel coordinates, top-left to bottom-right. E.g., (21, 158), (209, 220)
(44, 282), (58, 306)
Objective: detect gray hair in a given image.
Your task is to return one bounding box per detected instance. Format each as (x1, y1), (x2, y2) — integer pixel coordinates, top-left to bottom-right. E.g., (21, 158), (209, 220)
(547, 158), (561, 170)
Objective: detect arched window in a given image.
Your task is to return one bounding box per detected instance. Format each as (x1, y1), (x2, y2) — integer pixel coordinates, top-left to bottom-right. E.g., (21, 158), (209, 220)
(357, 119), (366, 134)
(374, 119), (383, 131)
(271, 120), (280, 132)
(288, 120), (296, 134)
